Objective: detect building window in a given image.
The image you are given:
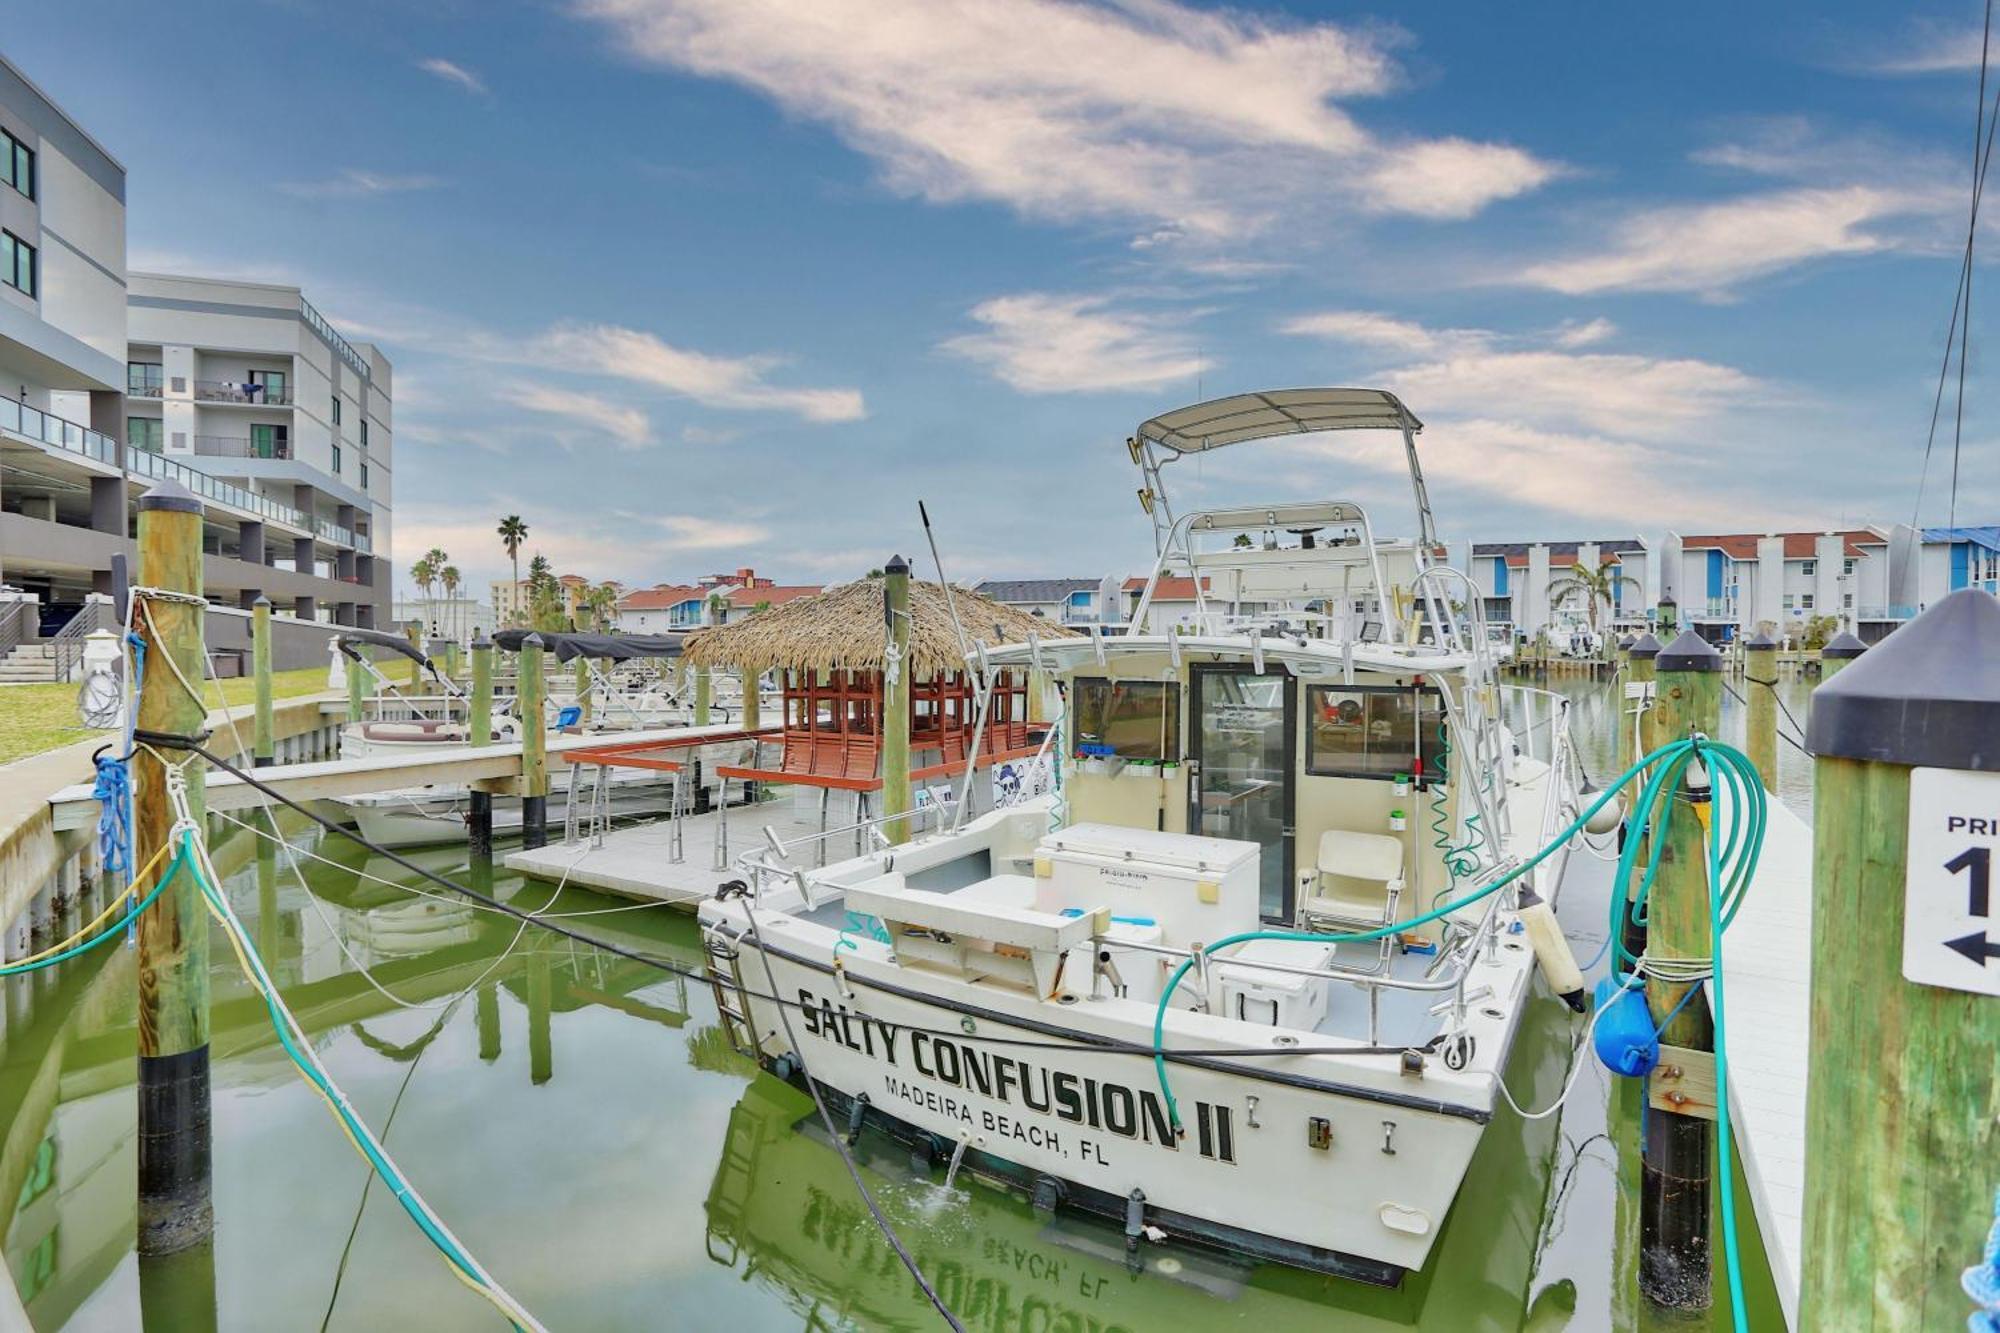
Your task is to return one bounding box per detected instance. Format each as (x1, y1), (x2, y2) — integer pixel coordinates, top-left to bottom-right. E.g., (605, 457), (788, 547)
(250, 423), (288, 459)
(331, 443), (342, 474)
(128, 418), (163, 453)
(1842, 557), (1856, 576)
(1844, 592), (1854, 609)
(128, 362), (164, 396)
(1, 231), (36, 297)
(1, 130), (31, 200)
(247, 370), (287, 404)
(1071, 679), (1181, 763)
(359, 460), (368, 490)
(1799, 560), (1816, 577)
(1781, 594), (1796, 611)
(1800, 593), (1815, 610)
(331, 397), (341, 426)
(360, 419), (369, 448)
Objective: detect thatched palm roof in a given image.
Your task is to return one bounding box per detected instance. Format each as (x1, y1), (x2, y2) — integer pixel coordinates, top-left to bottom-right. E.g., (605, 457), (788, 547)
(681, 578), (1079, 676)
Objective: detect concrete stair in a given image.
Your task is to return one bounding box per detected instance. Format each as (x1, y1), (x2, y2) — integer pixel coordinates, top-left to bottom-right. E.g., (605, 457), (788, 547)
(0, 644), (67, 684)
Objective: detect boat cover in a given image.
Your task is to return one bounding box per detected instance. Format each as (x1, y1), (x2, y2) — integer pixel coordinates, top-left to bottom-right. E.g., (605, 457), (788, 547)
(491, 630), (685, 662)
(336, 627), (434, 669)
(1137, 388), (1422, 454)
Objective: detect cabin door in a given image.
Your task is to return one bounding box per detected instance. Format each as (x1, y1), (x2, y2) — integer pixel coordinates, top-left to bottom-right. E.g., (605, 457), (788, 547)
(1188, 666), (1296, 922)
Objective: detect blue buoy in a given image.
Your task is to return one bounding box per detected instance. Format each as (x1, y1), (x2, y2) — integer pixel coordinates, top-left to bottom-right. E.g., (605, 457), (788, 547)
(1590, 976), (1658, 1077)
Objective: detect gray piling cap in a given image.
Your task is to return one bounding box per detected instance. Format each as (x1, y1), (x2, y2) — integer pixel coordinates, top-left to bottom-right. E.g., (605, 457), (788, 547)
(522, 632), (544, 649)
(471, 631), (493, 649)
(885, 553), (910, 576)
(1628, 631), (1663, 661)
(1744, 629), (1777, 650)
(1820, 630), (1867, 660)
(252, 594), (271, 609)
(1806, 589), (2000, 770)
(1656, 628), (1722, 672)
(1618, 635), (1636, 650)
(136, 478), (202, 514)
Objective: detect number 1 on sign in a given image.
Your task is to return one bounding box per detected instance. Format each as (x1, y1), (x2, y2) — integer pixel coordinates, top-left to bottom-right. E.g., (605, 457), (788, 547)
(1944, 846), (1990, 917)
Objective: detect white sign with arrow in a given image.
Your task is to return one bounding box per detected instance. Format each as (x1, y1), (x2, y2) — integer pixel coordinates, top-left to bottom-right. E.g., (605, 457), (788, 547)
(1904, 767), (2000, 997)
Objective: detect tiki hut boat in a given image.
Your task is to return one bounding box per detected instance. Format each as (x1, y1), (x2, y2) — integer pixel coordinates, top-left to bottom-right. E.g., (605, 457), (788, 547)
(505, 576), (1079, 899)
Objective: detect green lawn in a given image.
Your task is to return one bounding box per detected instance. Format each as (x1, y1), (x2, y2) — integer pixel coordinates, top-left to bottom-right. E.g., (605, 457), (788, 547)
(0, 666), (332, 767)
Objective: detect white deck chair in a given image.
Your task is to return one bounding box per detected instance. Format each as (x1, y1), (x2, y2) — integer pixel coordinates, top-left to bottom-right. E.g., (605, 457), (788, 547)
(1299, 831), (1406, 963)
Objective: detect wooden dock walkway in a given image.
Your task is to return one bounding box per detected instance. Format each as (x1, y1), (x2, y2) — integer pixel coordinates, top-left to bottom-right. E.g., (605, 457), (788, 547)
(505, 790), (874, 906)
(1719, 794), (1814, 1330)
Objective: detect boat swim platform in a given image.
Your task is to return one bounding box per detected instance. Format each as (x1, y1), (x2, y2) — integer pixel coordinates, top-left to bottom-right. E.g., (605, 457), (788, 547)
(1719, 794), (1813, 1331)
(505, 792), (873, 907)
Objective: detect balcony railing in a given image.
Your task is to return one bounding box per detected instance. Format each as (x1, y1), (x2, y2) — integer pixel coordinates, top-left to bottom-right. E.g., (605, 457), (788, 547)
(194, 434), (291, 460)
(128, 383), (164, 398)
(193, 379), (293, 406)
(1855, 604), (1919, 621)
(317, 518), (354, 547)
(127, 448), (309, 529)
(0, 396), (120, 468)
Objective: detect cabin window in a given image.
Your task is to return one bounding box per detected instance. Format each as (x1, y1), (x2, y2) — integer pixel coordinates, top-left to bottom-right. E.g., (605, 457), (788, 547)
(1071, 678), (1180, 763)
(1305, 684), (1445, 783)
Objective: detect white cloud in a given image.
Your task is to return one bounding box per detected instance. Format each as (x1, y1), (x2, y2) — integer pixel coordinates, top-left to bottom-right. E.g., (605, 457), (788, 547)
(1274, 309), (1782, 525)
(517, 322), (866, 421)
(941, 293), (1206, 393)
(642, 513), (771, 548)
(1514, 186), (1908, 296)
(1279, 309), (1486, 354)
(277, 169), (443, 199)
(574, 0), (1558, 244)
(1859, 21), (1986, 74)
(499, 383), (653, 448)
(418, 57), (488, 94)
(1552, 317), (1616, 348)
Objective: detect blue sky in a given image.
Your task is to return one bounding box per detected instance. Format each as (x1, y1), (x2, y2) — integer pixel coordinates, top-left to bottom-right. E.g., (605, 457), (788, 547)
(11, 1), (2000, 593)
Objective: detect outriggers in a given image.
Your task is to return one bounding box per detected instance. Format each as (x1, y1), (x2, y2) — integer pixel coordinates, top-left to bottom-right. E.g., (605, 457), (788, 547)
(698, 388), (1591, 1284)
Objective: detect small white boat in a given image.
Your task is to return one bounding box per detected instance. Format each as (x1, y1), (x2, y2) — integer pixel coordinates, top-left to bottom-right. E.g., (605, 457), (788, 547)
(699, 388), (1591, 1284)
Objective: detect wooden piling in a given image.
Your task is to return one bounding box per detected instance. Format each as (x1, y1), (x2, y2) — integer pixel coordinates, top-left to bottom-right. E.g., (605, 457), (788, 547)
(1742, 629), (1777, 793)
(131, 479), (212, 1256)
(469, 632), (494, 868)
(882, 555), (913, 844)
(518, 633), (548, 850)
(403, 621), (424, 690)
(1640, 628), (1721, 1311)
(1800, 590), (2000, 1328)
(740, 668), (760, 733)
(345, 644), (366, 724)
(476, 982), (501, 1062)
(1818, 630), (1865, 684)
(251, 596), (274, 768)
(693, 666), (711, 727)
(1620, 632), (1662, 962)
(527, 954), (553, 1086)
(574, 655), (592, 729)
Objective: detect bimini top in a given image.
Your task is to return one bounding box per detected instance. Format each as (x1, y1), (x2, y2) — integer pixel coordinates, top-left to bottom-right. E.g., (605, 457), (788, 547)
(1137, 388), (1422, 455)
(336, 627), (432, 668)
(491, 629), (684, 662)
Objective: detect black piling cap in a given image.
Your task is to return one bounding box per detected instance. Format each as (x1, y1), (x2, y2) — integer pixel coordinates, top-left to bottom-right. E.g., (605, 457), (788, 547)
(252, 593), (271, 610)
(1743, 629), (1777, 651)
(1618, 634), (1636, 650)
(1656, 628), (1722, 672)
(884, 553), (910, 576)
(1628, 631), (1663, 661)
(1820, 630), (1867, 660)
(1807, 589), (2000, 771)
(136, 478), (202, 514)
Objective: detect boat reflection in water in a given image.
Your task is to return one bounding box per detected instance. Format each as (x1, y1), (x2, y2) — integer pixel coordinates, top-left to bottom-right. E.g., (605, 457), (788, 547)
(703, 974), (1580, 1332)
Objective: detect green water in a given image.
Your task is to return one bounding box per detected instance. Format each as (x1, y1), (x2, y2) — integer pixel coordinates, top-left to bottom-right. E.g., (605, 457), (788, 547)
(2, 681), (1792, 1330)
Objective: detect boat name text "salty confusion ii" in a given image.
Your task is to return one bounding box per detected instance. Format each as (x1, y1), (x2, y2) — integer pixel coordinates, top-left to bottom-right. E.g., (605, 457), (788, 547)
(796, 989), (1237, 1164)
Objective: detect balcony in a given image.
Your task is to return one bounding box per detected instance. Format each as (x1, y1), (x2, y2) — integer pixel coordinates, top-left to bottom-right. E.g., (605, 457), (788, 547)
(128, 383), (164, 399)
(193, 379), (293, 406)
(0, 397), (120, 468)
(126, 449), (309, 529)
(1855, 604), (1919, 622)
(194, 434), (291, 460)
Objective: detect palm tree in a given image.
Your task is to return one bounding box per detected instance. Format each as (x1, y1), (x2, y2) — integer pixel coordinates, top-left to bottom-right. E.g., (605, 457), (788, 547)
(440, 565), (462, 639)
(409, 553), (437, 624)
(585, 581), (621, 632)
(497, 515), (528, 621)
(1548, 556), (1640, 641)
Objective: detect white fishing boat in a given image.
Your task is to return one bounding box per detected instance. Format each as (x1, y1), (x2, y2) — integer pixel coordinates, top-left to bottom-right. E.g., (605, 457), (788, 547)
(698, 388), (1594, 1284)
